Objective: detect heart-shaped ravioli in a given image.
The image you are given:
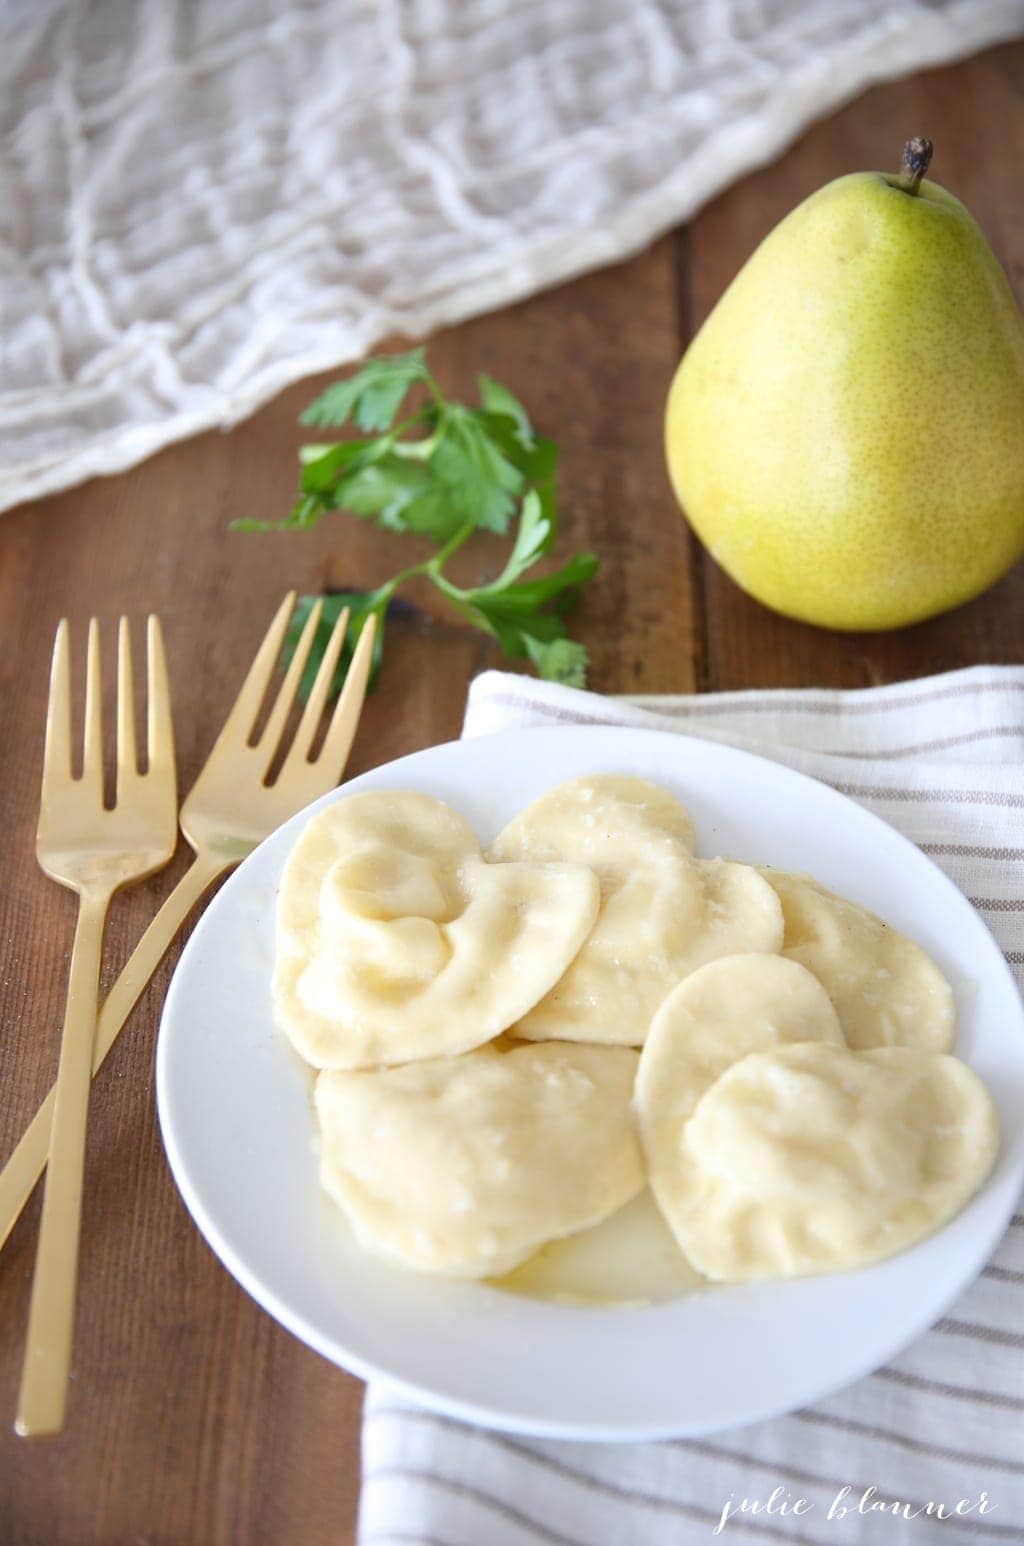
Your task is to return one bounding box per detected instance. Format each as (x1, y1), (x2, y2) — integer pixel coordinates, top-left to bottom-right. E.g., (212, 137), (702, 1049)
(274, 791), (600, 1068)
(637, 953), (845, 1217)
(663, 1043), (998, 1282)
(315, 1041), (645, 1277)
(761, 868), (956, 1051)
(489, 777), (782, 1044)
(489, 775), (698, 867)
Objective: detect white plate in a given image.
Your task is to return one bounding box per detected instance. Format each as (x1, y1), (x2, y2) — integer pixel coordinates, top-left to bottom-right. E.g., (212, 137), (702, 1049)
(155, 727), (1024, 1441)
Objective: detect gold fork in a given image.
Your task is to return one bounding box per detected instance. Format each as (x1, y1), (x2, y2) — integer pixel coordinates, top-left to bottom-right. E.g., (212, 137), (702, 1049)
(18, 618), (178, 1436)
(0, 594), (375, 1265)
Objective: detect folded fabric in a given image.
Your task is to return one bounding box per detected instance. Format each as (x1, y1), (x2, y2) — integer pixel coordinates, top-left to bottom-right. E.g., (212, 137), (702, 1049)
(3, 0), (1022, 514)
(359, 665), (1024, 1546)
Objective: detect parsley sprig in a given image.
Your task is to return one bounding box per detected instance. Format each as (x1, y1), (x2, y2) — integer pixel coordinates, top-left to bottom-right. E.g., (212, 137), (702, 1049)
(236, 349), (598, 690)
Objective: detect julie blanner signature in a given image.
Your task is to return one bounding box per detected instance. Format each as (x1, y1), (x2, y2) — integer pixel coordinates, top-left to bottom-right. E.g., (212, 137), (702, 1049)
(714, 1485), (997, 1534)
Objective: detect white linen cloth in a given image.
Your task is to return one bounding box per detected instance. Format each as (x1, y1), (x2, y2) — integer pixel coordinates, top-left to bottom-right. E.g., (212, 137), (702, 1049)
(2, 0), (1022, 514)
(359, 665), (1024, 1546)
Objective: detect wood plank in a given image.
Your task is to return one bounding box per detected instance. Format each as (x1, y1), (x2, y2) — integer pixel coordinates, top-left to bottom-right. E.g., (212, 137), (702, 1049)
(0, 238), (686, 1543)
(685, 40), (1024, 690)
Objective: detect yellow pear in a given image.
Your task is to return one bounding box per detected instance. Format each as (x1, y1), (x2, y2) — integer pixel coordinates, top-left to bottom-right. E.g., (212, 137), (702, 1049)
(665, 140), (1024, 630)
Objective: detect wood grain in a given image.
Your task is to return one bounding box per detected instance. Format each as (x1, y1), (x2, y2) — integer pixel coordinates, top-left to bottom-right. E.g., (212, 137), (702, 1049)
(1, 39), (1023, 1546)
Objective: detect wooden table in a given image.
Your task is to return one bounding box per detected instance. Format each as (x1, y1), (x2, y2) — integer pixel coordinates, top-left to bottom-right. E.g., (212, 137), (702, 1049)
(2, 41), (1022, 1545)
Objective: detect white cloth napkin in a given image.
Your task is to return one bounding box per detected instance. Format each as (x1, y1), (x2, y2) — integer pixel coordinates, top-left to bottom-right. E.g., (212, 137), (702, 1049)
(359, 665), (1024, 1546)
(3, 0), (1022, 515)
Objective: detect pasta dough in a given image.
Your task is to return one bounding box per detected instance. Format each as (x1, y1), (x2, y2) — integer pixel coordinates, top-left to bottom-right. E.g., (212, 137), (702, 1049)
(272, 773), (997, 1295)
(637, 953), (845, 1212)
(662, 1043), (998, 1282)
(275, 791), (600, 1068)
(763, 869), (956, 1052)
(489, 775), (697, 867)
(315, 1041), (645, 1277)
(489, 777), (784, 1043)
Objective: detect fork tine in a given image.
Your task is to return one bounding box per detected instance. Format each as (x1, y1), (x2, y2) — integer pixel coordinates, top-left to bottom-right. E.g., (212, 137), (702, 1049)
(81, 619), (103, 793)
(41, 621), (73, 798)
(213, 592), (297, 750)
(316, 610), (376, 779)
(116, 618), (137, 790)
(145, 616), (174, 774)
(253, 598), (323, 768)
(282, 605), (350, 769)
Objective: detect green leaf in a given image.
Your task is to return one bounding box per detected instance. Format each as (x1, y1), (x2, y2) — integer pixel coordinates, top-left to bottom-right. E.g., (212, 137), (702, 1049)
(299, 349), (430, 432)
(284, 590), (388, 699)
(299, 439), (377, 494)
(431, 407), (524, 532)
(474, 550), (599, 616)
(477, 375), (534, 448)
(335, 458), (433, 523)
(442, 531), (597, 688)
(500, 489), (551, 581)
(252, 350), (597, 692)
(478, 418), (557, 483)
(298, 440), (466, 538)
(473, 491), (551, 593)
(232, 490), (330, 532)
(395, 486), (463, 541)
(475, 420), (559, 537)
(524, 635), (589, 687)
(456, 595), (589, 688)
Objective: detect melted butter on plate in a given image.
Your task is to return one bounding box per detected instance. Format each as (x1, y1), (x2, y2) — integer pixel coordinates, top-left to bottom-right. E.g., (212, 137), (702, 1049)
(491, 1188), (703, 1306)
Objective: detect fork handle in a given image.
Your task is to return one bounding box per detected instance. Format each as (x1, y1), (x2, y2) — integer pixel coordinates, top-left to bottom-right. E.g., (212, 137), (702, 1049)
(16, 887), (110, 1436)
(0, 850), (229, 1261)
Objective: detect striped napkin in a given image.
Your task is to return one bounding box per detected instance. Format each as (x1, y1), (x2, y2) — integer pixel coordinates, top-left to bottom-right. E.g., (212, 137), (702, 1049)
(359, 666), (1024, 1546)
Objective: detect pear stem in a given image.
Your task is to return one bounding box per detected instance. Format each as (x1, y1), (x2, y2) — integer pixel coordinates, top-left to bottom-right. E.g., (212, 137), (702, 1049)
(896, 138), (933, 195)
